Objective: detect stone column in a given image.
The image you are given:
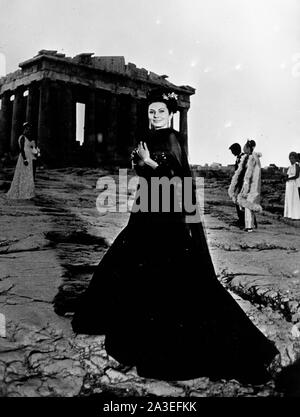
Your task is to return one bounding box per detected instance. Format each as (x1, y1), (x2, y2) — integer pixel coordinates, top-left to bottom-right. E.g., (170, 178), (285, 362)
(10, 87), (25, 154)
(95, 92), (107, 134)
(59, 83), (74, 164)
(128, 97), (138, 149)
(179, 107), (188, 155)
(25, 83), (40, 142)
(94, 91), (108, 163)
(119, 96), (138, 164)
(0, 92), (12, 155)
(106, 93), (119, 162)
(84, 89), (97, 154)
(136, 98), (148, 138)
(37, 79), (52, 165)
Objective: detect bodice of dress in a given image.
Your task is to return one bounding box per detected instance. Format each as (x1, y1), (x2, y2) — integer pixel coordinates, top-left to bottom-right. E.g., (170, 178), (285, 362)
(287, 164), (297, 178)
(18, 136), (37, 161)
(297, 163), (300, 187)
(287, 163), (300, 188)
(130, 128), (195, 223)
(131, 128), (186, 179)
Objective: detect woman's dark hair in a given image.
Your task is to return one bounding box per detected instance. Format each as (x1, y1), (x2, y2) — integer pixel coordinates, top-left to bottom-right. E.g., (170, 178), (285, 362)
(245, 139), (256, 152)
(23, 122), (32, 132)
(229, 143), (241, 154)
(146, 88), (178, 114)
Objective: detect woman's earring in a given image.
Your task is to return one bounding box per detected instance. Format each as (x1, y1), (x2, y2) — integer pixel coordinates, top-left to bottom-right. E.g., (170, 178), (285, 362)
(149, 120), (152, 129)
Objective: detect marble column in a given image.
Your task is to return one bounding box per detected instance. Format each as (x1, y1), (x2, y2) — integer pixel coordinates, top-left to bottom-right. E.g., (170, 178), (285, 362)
(128, 96), (138, 149)
(179, 107), (189, 155)
(119, 95), (138, 164)
(26, 83), (39, 136)
(95, 92), (107, 133)
(136, 98), (148, 138)
(84, 89), (97, 154)
(0, 92), (12, 155)
(106, 93), (119, 161)
(37, 79), (52, 165)
(59, 83), (74, 164)
(10, 87), (25, 154)
(94, 91), (108, 162)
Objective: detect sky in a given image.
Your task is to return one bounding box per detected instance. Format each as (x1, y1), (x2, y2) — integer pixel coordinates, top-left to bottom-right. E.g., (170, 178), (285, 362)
(0, 0), (300, 167)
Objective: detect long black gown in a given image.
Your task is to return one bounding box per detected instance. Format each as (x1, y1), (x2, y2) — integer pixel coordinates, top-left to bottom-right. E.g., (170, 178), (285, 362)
(72, 127), (278, 384)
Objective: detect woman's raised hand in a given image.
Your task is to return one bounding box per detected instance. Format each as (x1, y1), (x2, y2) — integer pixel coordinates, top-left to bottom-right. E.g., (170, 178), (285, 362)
(137, 142), (150, 162)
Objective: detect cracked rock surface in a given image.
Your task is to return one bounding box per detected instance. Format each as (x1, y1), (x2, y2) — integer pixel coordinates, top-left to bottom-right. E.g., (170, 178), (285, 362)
(0, 167), (299, 397)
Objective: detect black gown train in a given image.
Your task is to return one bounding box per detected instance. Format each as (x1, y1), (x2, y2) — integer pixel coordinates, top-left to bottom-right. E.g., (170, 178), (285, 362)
(72, 128), (278, 384)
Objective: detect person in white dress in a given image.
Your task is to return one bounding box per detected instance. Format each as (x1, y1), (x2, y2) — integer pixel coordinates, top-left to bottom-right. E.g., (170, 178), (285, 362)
(6, 123), (39, 200)
(284, 152), (300, 220)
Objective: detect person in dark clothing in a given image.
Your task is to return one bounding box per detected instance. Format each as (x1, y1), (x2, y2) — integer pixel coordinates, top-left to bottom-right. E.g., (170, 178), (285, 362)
(229, 143), (245, 228)
(72, 88), (279, 384)
(229, 143), (243, 170)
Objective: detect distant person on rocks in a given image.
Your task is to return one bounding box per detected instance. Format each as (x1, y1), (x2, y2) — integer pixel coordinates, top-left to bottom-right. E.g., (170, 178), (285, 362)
(6, 122), (40, 200)
(72, 88), (279, 384)
(229, 140), (261, 232)
(284, 152), (300, 220)
(228, 142), (245, 228)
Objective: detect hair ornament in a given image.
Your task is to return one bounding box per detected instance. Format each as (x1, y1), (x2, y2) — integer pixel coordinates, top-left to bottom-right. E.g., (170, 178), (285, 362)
(162, 92), (178, 101)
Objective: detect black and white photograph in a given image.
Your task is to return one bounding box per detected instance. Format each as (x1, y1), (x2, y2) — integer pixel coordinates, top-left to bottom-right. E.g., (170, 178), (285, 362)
(0, 0), (300, 408)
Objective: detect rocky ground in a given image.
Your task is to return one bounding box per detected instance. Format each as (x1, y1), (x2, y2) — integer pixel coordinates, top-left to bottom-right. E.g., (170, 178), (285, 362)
(0, 166), (300, 397)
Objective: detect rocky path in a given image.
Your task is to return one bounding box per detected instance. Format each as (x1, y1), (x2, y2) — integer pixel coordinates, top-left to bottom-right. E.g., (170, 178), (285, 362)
(0, 168), (299, 397)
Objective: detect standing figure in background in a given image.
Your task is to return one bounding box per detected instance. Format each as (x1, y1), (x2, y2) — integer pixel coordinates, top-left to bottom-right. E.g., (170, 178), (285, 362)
(6, 122), (38, 200)
(237, 140), (261, 232)
(228, 142), (245, 229)
(297, 154), (300, 199)
(284, 152), (300, 220)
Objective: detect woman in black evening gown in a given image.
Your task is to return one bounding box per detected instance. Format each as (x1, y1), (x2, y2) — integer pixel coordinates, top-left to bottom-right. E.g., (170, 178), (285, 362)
(72, 88), (279, 384)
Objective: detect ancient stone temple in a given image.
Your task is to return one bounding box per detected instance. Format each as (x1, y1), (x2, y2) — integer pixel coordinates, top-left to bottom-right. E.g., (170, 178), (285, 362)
(0, 50), (195, 167)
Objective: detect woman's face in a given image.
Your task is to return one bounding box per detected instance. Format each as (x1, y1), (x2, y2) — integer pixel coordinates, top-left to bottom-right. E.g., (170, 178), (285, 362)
(148, 102), (172, 129)
(243, 144), (250, 154)
(24, 126), (31, 136)
(289, 154), (296, 164)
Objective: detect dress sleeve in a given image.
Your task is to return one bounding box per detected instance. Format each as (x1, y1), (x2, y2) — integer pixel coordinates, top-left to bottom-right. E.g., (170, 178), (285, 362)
(130, 147), (153, 177)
